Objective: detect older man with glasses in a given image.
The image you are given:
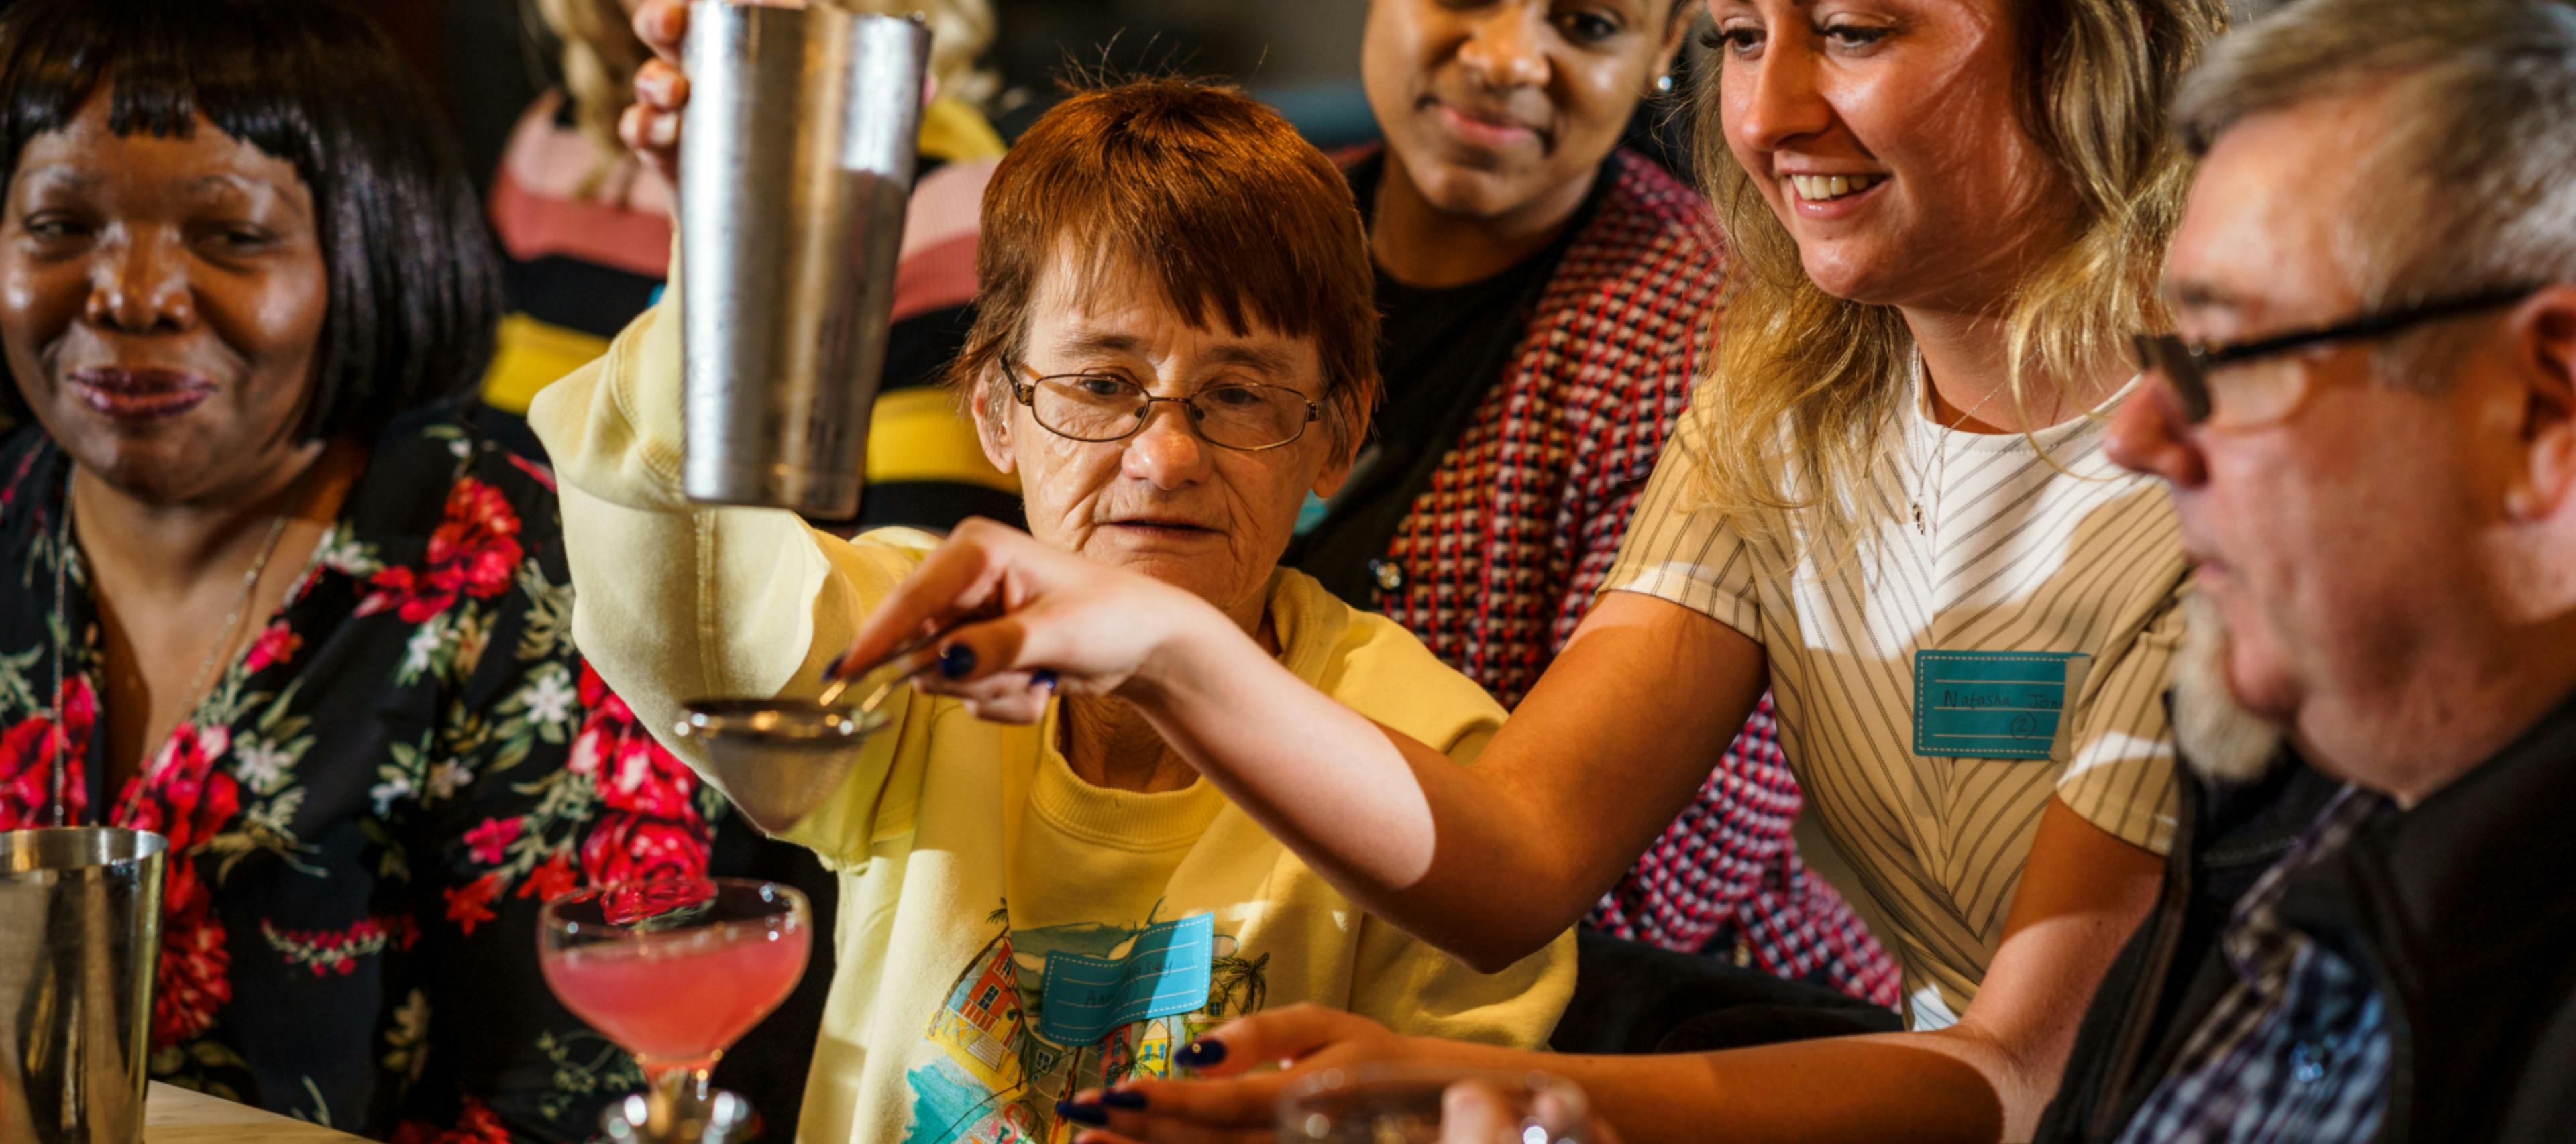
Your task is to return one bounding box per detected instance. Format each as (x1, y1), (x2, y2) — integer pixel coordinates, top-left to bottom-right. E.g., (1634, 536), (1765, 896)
(2035, 1), (2576, 1141)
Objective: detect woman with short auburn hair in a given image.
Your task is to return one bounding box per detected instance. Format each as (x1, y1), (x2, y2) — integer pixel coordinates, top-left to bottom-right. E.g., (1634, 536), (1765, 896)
(533, 74), (1572, 1144)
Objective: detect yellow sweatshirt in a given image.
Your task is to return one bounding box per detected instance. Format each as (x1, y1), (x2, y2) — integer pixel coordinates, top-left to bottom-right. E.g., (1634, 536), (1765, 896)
(527, 300), (1576, 1144)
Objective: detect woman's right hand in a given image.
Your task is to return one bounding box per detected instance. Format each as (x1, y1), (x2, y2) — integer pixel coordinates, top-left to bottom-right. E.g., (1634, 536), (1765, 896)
(619, 0), (811, 184)
(830, 519), (1242, 723)
(620, 0), (694, 184)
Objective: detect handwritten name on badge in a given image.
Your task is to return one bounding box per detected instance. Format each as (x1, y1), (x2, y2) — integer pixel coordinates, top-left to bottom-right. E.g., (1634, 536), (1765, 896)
(1037, 913), (1215, 1045)
(1913, 650), (2092, 760)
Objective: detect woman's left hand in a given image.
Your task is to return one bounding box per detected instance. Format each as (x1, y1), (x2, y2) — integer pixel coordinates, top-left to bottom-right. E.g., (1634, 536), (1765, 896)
(1061, 1005), (1419, 1144)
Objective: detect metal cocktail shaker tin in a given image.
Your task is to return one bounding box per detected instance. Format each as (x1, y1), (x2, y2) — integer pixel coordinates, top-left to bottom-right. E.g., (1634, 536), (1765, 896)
(678, 1), (932, 517)
(0, 827), (168, 1144)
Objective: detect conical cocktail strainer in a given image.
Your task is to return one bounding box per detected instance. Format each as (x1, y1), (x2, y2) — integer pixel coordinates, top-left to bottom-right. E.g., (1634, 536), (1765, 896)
(675, 695), (896, 830)
(673, 634), (941, 834)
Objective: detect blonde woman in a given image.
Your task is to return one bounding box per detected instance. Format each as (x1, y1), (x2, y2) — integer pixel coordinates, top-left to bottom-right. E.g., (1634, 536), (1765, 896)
(826, 0), (2220, 1140)
(484, 0), (1018, 530)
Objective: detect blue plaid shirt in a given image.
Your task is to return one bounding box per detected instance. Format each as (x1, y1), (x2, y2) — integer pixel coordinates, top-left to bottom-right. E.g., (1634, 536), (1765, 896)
(2114, 786), (2392, 1144)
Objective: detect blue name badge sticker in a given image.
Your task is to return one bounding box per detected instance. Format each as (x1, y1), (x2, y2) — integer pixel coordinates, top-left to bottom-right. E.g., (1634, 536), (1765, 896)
(1036, 913), (1214, 1045)
(1913, 650), (2093, 760)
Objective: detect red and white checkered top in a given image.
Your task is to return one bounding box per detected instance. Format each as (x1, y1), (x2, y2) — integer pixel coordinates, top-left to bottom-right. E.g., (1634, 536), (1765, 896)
(1360, 147), (1900, 1006)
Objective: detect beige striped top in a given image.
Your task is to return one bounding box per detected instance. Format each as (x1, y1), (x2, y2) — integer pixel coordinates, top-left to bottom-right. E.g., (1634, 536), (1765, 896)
(1604, 390), (2186, 1028)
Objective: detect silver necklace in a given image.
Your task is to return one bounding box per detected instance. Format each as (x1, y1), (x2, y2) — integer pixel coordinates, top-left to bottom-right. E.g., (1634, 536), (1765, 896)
(1907, 355), (2012, 538)
(50, 471), (300, 823)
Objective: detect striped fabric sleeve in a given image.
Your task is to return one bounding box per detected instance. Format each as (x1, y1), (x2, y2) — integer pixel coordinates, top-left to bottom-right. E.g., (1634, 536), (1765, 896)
(1599, 436), (1764, 640)
(2055, 585), (2186, 856)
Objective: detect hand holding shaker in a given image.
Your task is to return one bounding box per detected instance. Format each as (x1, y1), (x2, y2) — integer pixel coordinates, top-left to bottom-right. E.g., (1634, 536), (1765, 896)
(0, 827), (168, 1144)
(678, 0), (932, 517)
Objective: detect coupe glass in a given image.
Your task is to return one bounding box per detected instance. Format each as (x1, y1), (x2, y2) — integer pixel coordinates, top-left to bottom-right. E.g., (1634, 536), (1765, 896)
(539, 877), (812, 1138)
(1279, 1063), (1591, 1144)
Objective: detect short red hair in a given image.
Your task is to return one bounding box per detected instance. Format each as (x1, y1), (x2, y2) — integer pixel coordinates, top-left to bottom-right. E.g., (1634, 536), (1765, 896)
(950, 78), (1379, 457)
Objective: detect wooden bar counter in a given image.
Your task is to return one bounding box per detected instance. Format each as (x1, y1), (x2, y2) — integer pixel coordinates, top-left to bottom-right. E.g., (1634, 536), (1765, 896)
(144, 1081), (367, 1143)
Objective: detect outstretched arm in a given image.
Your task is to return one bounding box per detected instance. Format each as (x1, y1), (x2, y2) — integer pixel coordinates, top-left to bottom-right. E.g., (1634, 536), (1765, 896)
(1070, 797), (2163, 1144)
(527, 289), (972, 857)
(836, 523), (1768, 969)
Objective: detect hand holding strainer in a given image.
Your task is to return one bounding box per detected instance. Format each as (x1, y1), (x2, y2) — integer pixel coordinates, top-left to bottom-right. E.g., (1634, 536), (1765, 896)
(671, 629), (951, 834)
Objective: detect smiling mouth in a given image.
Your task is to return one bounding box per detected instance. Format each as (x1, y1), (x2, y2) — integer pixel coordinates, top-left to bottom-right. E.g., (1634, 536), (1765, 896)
(1786, 173), (1888, 203)
(68, 367), (217, 423)
(1428, 99), (1541, 148)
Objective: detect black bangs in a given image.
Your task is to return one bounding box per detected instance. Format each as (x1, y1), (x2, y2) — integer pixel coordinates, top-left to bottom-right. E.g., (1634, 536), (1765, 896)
(0, 0), (504, 443)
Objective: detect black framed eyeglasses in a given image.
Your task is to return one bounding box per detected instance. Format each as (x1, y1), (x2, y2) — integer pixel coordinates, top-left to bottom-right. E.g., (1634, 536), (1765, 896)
(2131, 283), (2541, 428)
(1004, 361), (1322, 452)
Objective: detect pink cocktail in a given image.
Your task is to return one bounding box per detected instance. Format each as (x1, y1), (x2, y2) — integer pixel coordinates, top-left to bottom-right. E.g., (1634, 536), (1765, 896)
(539, 878), (812, 1129)
(542, 915), (808, 1066)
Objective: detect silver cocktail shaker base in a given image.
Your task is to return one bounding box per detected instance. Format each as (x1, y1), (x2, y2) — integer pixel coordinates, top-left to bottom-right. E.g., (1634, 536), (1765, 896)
(682, 461), (864, 517)
(0, 827), (169, 1144)
(678, 2), (931, 519)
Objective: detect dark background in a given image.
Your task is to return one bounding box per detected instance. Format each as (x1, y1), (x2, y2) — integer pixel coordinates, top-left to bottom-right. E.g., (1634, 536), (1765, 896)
(409, 0), (1387, 190)
(386, 0), (2284, 211)
(370, 0), (1718, 198)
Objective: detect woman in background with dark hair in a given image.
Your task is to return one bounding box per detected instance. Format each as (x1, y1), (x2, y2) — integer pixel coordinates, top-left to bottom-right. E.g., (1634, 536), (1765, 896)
(1313, 0), (1898, 1027)
(0, 0), (805, 1137)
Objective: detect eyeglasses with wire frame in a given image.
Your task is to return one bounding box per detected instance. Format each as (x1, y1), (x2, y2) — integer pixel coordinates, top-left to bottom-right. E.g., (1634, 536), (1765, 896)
(2130, 283), (2540, 428)
(1004, 360), (1323, 451)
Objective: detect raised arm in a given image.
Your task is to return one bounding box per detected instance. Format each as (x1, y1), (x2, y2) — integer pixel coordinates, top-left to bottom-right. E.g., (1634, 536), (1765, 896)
(835, 525), (1766, 969)
(524, 289), (955, 858)
(531, 303), (835, 722)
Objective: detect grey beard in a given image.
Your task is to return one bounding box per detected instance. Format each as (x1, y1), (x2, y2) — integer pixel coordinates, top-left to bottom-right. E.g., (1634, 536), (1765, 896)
(2174, 589), (2286, 785)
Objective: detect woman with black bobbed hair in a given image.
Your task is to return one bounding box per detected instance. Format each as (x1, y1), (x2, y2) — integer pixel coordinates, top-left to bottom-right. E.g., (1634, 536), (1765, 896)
(0, 0), (823, 1137)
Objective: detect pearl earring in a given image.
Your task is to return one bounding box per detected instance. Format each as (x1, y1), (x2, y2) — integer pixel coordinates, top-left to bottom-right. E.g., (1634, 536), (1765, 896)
(1655, 73), (1675, 94)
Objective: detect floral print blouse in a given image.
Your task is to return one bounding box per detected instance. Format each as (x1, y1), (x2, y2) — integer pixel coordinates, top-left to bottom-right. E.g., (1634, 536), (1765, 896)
(0, 406), (830, 1142)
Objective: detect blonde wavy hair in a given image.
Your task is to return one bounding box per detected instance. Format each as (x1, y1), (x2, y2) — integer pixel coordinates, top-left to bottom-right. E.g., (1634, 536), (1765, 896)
(531, 0), (999, 195)
(1686, 0), (2226, 557)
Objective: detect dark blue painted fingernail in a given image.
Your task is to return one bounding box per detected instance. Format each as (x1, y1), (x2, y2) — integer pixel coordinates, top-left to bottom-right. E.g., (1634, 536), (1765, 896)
(1033, 669), (1059, 689)
(1174, 1038), (1226, 1068)
(821, 650), (847, 681)
(938, 642), (977, 679)
(1055, 1100), (1108, 1126)
(1099, 1090), (1148, 1110)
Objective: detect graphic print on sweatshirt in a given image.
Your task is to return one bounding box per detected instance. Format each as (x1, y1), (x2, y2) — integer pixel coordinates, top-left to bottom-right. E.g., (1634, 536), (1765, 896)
(902, 902), (1271, 1144)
